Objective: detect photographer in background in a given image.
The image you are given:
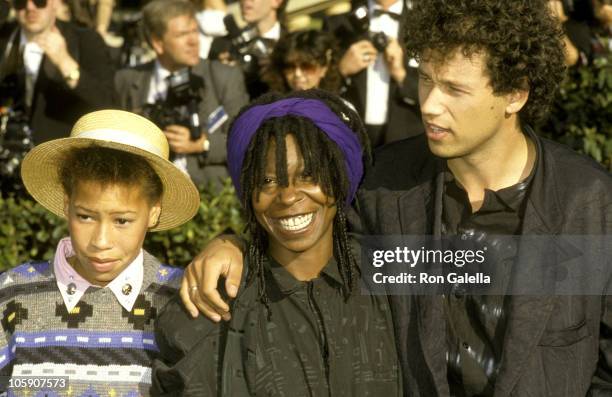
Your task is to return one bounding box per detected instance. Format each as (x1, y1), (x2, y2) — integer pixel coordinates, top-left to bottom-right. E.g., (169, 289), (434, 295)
(209, 0), (287, 99)
(325, 0), (423, 147)
(0, 0), (114, 143)
(115, 0), (248, 189)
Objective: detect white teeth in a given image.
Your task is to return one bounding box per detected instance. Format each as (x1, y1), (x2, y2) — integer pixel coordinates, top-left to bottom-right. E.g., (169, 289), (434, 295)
(278, 213), (314, 231)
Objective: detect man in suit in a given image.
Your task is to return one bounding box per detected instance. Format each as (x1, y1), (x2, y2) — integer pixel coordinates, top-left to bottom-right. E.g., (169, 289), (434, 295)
(180, 0), (612, 396)
(0, 0), (114, 144)
(325, 0), (423, 147)
(115, 0), (248, 188)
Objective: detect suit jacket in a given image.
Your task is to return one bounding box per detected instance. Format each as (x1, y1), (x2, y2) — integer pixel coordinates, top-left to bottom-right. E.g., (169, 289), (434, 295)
(0, 20), (114, 143)
(354, 129), (612, 396)
(114, 59), (249, 188)
(324, 4), (424, 146)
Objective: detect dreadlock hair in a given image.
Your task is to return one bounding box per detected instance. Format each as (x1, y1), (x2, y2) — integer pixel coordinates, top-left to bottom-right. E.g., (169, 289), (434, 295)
(229, 89), (371, 312)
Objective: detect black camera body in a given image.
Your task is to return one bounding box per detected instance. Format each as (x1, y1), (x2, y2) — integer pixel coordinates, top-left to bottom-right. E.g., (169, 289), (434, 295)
(0, 73), (33, 195)
(143, 68), (204, 141)
(222, 14), (276, 75)
(327, 5), (392, 52)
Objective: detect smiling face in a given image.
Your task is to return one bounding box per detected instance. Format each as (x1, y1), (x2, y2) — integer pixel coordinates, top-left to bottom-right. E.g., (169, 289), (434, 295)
(418, 49), (525, 160)
(151, 14), (200, 70)
(252, 134), (336, 264)
(64, 180), (160, 286)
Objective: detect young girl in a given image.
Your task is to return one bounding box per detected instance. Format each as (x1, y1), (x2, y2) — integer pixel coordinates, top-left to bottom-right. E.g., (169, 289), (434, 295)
(1, 110), (199, 395)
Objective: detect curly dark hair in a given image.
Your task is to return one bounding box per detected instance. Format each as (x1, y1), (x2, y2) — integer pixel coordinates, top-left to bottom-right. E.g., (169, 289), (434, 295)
(228, 89), (370, 311)
(403, 0), (566, 126)
(262, 30), (342, 93)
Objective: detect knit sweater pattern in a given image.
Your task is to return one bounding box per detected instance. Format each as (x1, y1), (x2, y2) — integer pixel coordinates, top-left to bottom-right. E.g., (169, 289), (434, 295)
(0, 251), (183, 396)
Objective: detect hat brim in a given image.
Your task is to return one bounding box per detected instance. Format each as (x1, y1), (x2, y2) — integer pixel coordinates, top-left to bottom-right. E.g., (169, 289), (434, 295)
(21, 137), (200, 231)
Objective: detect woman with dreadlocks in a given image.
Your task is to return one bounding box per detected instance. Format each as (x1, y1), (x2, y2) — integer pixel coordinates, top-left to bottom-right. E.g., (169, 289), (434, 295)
(152, 89), (402, 396)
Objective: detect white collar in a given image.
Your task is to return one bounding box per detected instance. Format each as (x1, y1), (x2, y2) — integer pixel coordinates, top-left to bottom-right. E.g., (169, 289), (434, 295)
(369, 0), (404, 15)
(261, 21), (281, 40)
(153, 59), (174, 83)
(53, 237), (145, 313)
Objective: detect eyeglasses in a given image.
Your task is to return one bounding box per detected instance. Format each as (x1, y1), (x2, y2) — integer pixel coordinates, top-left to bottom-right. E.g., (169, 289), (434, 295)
(282, 62), (322, 74)
(12, 0), (48, 11)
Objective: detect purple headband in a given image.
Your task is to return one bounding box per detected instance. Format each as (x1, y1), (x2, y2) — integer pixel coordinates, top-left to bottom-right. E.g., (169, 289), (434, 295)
(227, 98), (364, 205)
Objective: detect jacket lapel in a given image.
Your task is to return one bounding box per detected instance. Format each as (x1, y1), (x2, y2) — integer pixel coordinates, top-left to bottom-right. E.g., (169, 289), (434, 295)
(493, 199), (556, 397)
(494, 130), (563, 396)
(131, 65), (153, 111)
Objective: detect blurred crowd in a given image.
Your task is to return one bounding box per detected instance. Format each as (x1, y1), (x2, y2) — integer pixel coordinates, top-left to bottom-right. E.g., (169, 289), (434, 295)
(0, 0), (610, 194)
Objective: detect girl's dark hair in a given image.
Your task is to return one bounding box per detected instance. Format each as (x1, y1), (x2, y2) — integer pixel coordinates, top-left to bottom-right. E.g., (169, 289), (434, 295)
(229, 89), (370, 310)
(262, 30), (342, 93)
(60, 145), (163, 205)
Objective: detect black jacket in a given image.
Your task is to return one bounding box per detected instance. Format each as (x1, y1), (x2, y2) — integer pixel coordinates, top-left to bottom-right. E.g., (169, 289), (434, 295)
(0, 20), (114, 143)
(354, 129), (612, 396)
(323, 4), (423, 145)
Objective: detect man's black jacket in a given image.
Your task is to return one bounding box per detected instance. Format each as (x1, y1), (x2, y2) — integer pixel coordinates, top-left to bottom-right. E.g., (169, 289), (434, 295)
(354, 131), (612, 396)
(0, 20), (114, 143)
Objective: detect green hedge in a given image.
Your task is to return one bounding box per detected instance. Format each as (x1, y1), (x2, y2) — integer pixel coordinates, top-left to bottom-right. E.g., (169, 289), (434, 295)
(0, 179), (245, 271)
(537, 55), (612, 170)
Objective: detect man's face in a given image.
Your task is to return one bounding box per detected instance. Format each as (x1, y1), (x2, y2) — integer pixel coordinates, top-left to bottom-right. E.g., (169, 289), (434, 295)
(15, 0), (57, 36)
(418, 49), (518, 159)
(152, 14), (200, 69)
(240, 0), (281, 25)
(64, 180), (160, 286)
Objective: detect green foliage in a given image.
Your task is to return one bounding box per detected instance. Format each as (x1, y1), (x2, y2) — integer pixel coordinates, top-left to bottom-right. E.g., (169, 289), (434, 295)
(537, 54), (612, 170)
(0, 179), (244, 271)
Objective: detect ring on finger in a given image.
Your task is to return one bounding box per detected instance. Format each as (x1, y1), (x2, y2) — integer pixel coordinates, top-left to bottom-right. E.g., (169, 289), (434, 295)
(189, 285), (198, 293)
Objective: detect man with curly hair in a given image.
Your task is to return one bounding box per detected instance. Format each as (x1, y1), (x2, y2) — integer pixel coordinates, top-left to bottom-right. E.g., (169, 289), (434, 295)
(180, 0), (612, 395)
(358, 0), (612, 395)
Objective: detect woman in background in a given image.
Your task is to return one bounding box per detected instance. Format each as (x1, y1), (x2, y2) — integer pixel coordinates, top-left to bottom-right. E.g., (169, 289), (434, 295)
(263, 30), (342, 93)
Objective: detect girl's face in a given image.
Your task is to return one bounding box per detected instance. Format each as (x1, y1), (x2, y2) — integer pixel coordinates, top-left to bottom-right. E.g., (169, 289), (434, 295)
(282, 60), (329, 91)
(252, 134), (336, 264)
(64, 180), (160, 286)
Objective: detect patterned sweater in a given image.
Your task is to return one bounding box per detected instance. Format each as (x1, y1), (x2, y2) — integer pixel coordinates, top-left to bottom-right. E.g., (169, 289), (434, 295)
(0, 251), (183, 396)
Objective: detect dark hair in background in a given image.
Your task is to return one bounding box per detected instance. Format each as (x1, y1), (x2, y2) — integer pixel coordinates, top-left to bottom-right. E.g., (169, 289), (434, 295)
(263, 30), (342, 93)
(142, 0), (196, 43)
(403, 0), (566, 126)
(60, 146), (164, 205)
(229, 89), (370, 310)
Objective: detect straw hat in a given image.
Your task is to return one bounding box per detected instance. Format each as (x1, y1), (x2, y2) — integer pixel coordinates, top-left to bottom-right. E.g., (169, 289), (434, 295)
(21, 110), (200, 231)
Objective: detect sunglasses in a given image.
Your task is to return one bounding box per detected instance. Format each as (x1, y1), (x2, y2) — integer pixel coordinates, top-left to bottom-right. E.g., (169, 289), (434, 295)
(282, 62), (322, 74)
(13, 0), (48, 10)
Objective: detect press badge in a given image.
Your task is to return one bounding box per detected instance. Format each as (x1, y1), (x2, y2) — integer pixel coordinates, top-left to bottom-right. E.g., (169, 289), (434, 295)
(207, 106), (228, 134)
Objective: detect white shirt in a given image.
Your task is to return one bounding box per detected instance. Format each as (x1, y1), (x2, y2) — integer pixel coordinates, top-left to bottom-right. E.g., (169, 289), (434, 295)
(53, 237), (144, 313)
(20, 30), (44, 106)
(195, 9), (228, 59)
(261, 21), (281, 40)
(146, 60), (189, 173)
(364, 0), (403, 126)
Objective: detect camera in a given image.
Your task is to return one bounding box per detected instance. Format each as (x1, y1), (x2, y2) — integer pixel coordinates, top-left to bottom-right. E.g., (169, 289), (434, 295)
(221, 14), (276, 74)
(142, 68), (204, 141)
(349, 6), (389, 52)
(0, 73), (33, 196)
